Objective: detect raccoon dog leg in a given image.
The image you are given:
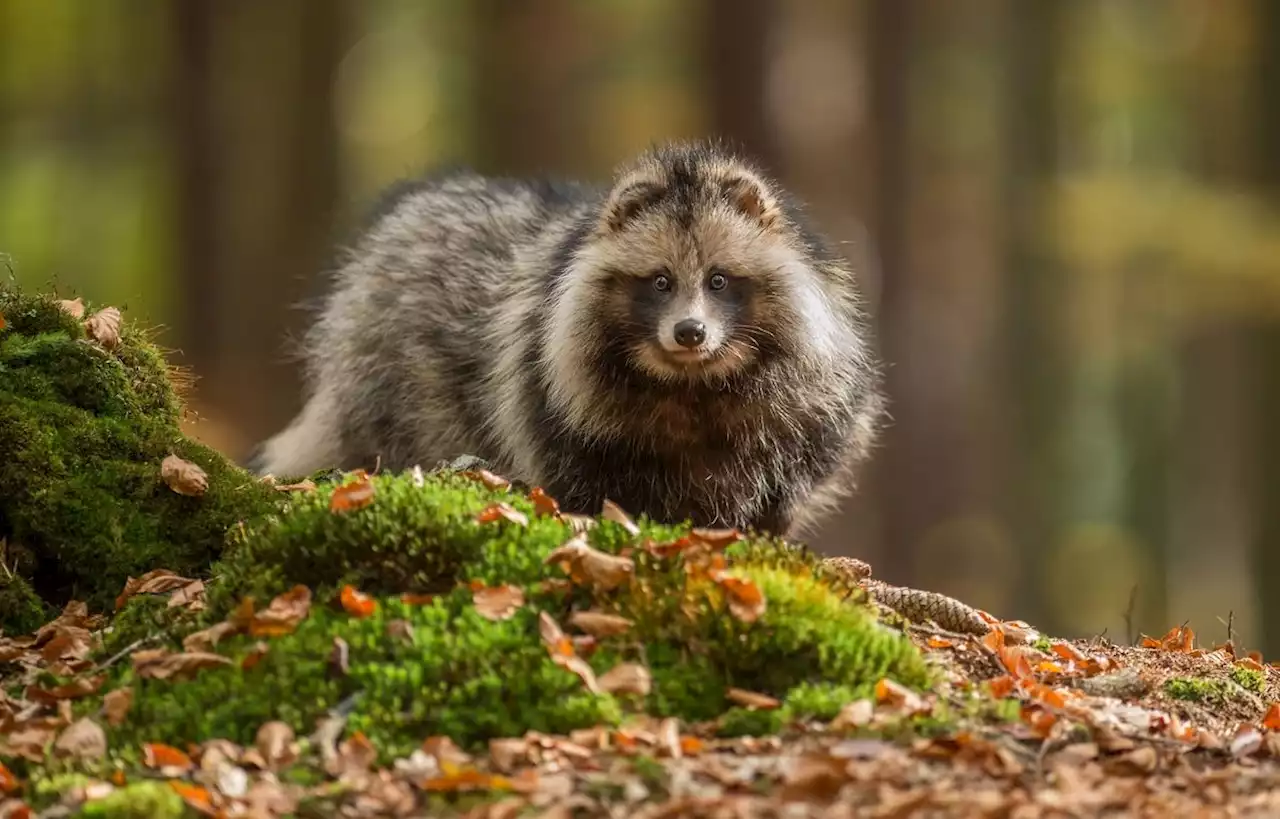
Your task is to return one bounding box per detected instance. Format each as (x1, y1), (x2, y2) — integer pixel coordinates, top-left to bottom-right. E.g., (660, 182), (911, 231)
(248, 387), (344, 478)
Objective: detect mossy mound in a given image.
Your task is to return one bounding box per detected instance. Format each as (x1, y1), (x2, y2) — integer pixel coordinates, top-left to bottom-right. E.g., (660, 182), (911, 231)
(89, 471), (932, 758)
(0, 284), (282, 629)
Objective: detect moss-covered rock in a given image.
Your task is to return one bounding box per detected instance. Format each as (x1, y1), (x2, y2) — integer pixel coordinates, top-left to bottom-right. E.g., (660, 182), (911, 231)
(93, 470), (932, 757)
(0, 284), (282, 628)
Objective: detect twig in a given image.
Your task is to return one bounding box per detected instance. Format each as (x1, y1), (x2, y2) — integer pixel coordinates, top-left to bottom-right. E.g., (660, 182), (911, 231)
(86, 635), (161, 677)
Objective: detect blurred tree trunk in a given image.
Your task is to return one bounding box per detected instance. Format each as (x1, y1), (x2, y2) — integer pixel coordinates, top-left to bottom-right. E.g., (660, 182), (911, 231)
(862, 0), (1016, 615)
(1255, 0), (1280, 656)
(702, 0), (778, 166)
(171, 0), (346, 458)
(1003, 0), (1065, 631)
(470, 0), (583, 175)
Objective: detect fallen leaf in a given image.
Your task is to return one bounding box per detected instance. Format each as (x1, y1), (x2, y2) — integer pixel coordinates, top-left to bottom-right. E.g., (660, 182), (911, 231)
(1237, 657), (1265, 672)
(597, 663), (652, 696)
(656, 718), (682, 759)
(273, 479), (317, 494)
(386, 619), (415, 645)
(600, 500), (640, 535)
(463, 468), (512, 491)
(143, 743), (194, 774)
(926, 636), (955, 649)
(726, 688), (780, 710)
(116, 569), (198, 610)
(132, 649), (234, 681)
(255, 721), (296, 770)
(874, 679), (928, 715)
(183, 621), (239, 653)
(168, 781), (214, 815)
(214, 763), (249, 799)
(53, 718), (106, 761)
(340, 584), (377, 618)
(160, 454), (208, 497)
(330, 730), (378, 777)
(329, 636), (350, 677)
(330, 475), (376, 512)
(0, 763), (18, 795)
(57, 297), (85, 318)
(1263, 703), (1280, 732)
(0, 312), (5, 331)
(717, 574), (766, 623)
(240, 641), (270, 670)
(689, 527), (743, 549)
(488, 738), (529, 773)
(831, 699), (875, 730)
(473, 584), (525, 622)
(249, 584), (312, 637)
(26, 674), (105, 704)
(529, 486), (561, 518)
(545, 533), (634, 591)
(1232, 724), (1264, 758)
(539, 612), (600, 694)
(400, 592), (435, 606)
(1109, 746), (1159, 775)
(475, 502), (529, 527)
(102, 688), (133, 727)
(567, 611), (633, 638)
(84, 306), (121, 349)
(167, 580), (205, 610)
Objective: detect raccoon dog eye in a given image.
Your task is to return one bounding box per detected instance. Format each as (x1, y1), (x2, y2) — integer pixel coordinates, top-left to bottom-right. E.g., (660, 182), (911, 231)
(652, 272), (672, 292)
(708, 271), (728, 291)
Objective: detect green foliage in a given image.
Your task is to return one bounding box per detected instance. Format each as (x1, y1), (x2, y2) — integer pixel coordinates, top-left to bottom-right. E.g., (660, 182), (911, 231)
(0, 569), (48, 635)
(781, 682), (862, 722)
(77, 781), (185, 818)
(0, 284), (283, 626)
(1164, 676), (1226, 702)
(1230, 665), (1265, 693)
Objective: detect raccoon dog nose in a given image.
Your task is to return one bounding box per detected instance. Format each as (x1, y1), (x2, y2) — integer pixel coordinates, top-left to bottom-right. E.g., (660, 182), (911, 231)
(674, 319), (707, 348)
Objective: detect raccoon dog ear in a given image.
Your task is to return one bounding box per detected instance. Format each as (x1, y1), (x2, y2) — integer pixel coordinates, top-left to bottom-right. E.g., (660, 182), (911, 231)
(600, 180), (666, 234)
(719, 173), (781, 230)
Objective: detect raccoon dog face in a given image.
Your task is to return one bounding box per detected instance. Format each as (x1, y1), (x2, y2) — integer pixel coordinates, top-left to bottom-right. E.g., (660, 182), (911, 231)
(558, 143), (841, 388)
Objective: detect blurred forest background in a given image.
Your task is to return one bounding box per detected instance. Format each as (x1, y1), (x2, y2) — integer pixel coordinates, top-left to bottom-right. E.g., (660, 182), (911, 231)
(3, 0), (1280, 653)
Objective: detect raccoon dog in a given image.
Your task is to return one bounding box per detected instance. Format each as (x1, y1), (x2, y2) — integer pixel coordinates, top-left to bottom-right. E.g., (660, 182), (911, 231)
(250, 140), (885, 538)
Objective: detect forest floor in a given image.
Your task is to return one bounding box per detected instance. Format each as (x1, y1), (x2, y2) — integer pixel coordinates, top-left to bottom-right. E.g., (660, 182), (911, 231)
(4, 575), (1280, 819)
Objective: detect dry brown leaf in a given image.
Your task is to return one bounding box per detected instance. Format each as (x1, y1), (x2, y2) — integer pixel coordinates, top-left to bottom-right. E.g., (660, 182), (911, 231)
(102, 688), (133, 727)
(273, 479), (317, 494)
(26, 674), (105, 705)
(0, 726), (56, 763)
(726, 688), (780, 710)
(567, 610), (633, 638)
(53, 718), (106, 761)
(183, 621), (239, 653)
(488, 738), (529, 773)
(656, 717), (682, 759)
(539, 612), (600, 694)
(57, 298), (85, 319)
(689, 527), (743, 549)
(831, 699), (875, 731)
(1109, 746), (1159, 775)
(875, 678), (929, 715)
(475, 502), (529, 527)
(473, 584), (526, 622)
(132, 648), (234, 680)
(255, 721), (296, 770)
(328, 636), (350, 677)
(240, 641), (270, 671)
(597, 663), (652, 696)
(545, 533), (634, 591)
(463, 468), (511, 491)
(167, 580), (205, 611)
(39, 626), (95, 666)
(600, 499), (640, 535)
(115, 569), (199, 610)
(249, 584), (312, 637)
(84, 306), (121, 348)
(1232, 724), (1265, 758)
(328, 730), (378, 778)
(386, 619), (415, 644)
(160, 454), (208, 497)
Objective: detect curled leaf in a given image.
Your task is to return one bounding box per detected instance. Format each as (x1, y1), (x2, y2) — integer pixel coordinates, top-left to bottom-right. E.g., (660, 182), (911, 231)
(330, 476), (375, 513)
(340, 585), (377, 618)
(597, 663), (652, 696)
(689, 527), (743, 549)
(249, 585), (312, 637)
(473, 584), (525, 622)
(545, 533), (634, 591)
(84, 306), (122, 348)
(132, 648), (234, 681)
(58, 297), (86, 318)
(53, 718), (107, 761)
(143, 743), (194, 774)
(102, 688), (133, 727)
(475, 502), (528, 527)
(255, 721), (296, 770)
(717, 574), (766, 623)
(600, 500), (640, 536)
(529, 486), (561, 518)
(160, 454), (208, 497)
(726, 688), (780, 710)
(567, 610), (633, 638)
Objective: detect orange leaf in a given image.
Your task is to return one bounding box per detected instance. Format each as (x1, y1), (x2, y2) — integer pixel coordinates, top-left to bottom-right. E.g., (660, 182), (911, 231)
(420, 768), (512, 793)
(874, 678), (927, 714)
(981, 629), (1005, 653)
(1051, 641), (1087, 663)
(688, 527), (743, 549)
(475, 502), (529, 527)
(1237, 657), (1265, 672)
(241, 641), (270, 670)
(1263, 703), (1280, 732)
(1034, 660), (1065, 674)
(143, 743), (193, 772)
(529, 486), (561, 518)
(1020, 705), (1057, 738)
(329, 476), (375, 513)
(987, 675), (1016, 698)
(679, 736), (705, 756)
(717, 575), (766, 623)
(998, 647), (1034, 680)
(400, 592), (435, 606)
(168, 781), (213, 813)
(0, 761), (18, 794)
(926, 636), (955, 649)
(461, 468), (512, 491)
(0, 312), (6, 331)
(340, 585), (377, 618)
(248, 584), (312, 637)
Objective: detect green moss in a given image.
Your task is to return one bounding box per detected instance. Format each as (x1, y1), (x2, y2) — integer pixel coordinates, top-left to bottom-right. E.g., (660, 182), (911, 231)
(1165, 676), (1226, 702)
(78, 781), (185, 818)
(780, 682), (861, 722)
(716, 707), (783, 738)
(1032, 636), (1053, 653)
(1230, 665), (1266, 693)
(0, 284), (283, 626)
(0, 569), (48, 635)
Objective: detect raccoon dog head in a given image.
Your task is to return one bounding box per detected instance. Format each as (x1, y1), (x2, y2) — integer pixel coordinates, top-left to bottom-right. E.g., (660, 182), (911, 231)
(547, 141), (862, 426)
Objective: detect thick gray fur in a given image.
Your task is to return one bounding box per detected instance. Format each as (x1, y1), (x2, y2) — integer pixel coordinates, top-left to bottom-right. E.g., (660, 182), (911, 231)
(250, 139), (885, 538)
